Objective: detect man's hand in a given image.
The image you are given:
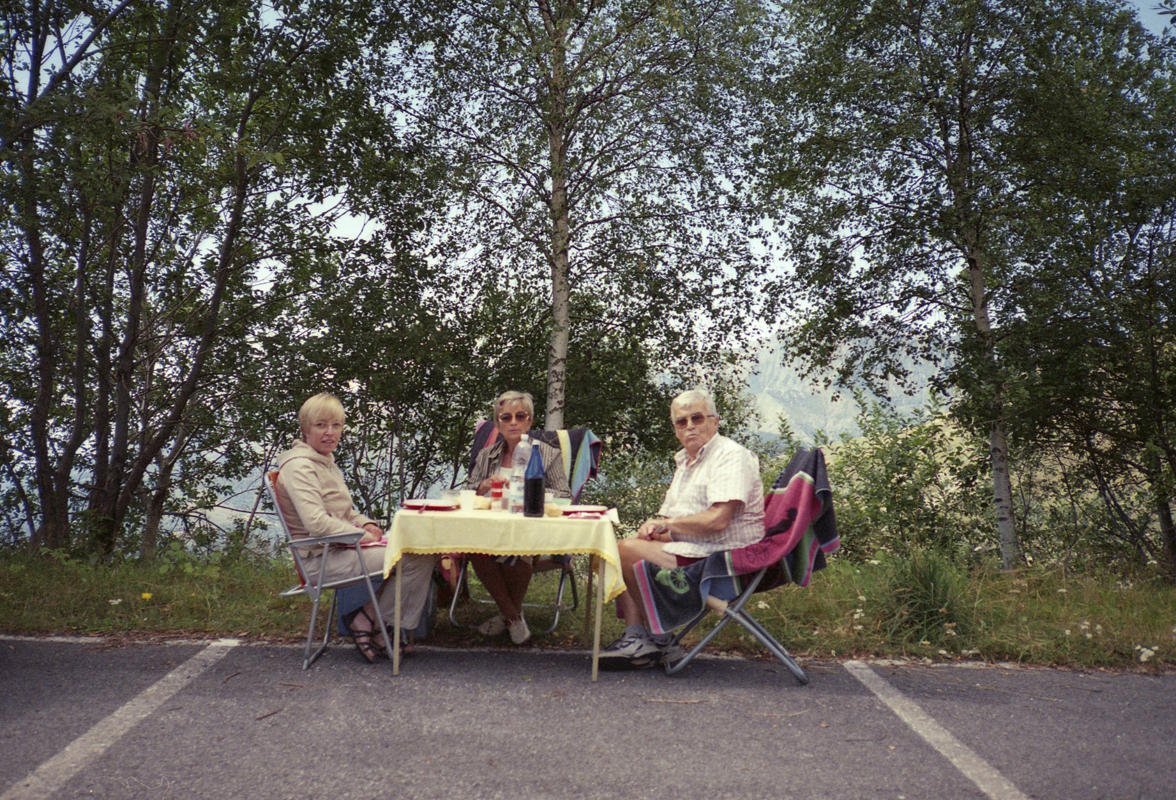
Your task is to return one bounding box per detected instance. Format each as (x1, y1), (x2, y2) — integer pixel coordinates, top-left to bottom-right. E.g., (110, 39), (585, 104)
(637, 519), (672, 541)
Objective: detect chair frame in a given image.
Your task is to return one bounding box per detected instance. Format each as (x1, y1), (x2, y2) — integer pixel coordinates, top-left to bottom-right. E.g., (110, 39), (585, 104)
(445, 424), (594, 634)
(267, 471), (394, 669)
(661, 566), (809, 684)
(446, 553), (579, 635)
(657, 447), (837, 685)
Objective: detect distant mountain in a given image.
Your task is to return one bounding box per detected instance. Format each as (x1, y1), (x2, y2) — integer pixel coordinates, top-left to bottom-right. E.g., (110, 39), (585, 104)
(747, 343), (932, 440)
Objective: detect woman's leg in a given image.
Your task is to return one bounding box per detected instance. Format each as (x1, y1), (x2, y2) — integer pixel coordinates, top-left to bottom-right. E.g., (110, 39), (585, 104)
(500, 558), (533, 620)
(469, 555), (521, 620)
(374, 552), (436, 630)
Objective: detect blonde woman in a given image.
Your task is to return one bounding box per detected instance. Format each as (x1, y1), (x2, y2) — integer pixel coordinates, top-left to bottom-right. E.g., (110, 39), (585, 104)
(274, 393), (436, 662)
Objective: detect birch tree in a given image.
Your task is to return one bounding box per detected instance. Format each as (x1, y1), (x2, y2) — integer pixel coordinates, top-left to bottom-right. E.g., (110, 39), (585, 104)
(763, 0), (1169, 569)
(1, 0), (426, 553)
(387, 0), (777, 429)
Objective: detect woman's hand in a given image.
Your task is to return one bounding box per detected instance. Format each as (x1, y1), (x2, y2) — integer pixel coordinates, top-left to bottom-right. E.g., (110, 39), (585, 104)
(361, 523), (383, 544)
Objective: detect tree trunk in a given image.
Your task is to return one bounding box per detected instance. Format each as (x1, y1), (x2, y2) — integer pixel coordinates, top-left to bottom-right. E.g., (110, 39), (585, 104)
(90, 0), (178, 555)
(965, 242), (1021, 570)
(541, 0), (570, 432)
(140, 481), (166, 562)
(18, 24), (73, 551)
(988, 417), (1021, 569)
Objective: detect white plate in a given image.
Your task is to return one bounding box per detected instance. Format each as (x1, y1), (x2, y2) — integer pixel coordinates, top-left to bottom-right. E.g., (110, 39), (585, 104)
(402, 499), (459, 511)
(561, 504), (608, 516)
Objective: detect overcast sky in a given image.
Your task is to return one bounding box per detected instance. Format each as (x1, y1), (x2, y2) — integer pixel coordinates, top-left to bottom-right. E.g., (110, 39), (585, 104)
(1130, 1), (1170, 35)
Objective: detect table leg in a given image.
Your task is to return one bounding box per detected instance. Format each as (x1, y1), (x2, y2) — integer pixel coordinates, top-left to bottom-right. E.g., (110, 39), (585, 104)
(583, 558), (596, 644)
(592, 555), (603, 681)
(393, 561), (402, 676)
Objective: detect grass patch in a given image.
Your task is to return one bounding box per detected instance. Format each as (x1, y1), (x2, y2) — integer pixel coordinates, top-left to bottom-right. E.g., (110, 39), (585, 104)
(1, 549), (1173, 670)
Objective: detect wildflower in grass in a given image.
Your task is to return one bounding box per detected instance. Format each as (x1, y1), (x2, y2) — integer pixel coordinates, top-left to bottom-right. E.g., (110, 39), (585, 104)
(852, 608), (865, 620)
(140, 592), (153, 601)
(867, 559), (880, 566)
(1135, 645), (1156, 663)
(108, 598), (122, 606)
(755, 601), (768, 610)
(1064, 629), (1071, 636)
(857, 594), (867, 602)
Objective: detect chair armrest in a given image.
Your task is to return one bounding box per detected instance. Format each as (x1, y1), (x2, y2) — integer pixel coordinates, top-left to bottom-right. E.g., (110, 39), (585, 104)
(286, 530), (366, 551)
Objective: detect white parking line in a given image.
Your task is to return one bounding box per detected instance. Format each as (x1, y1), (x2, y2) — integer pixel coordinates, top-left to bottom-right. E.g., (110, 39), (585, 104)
(845, 660), (1030, 800)
(1, 639), (238, 800)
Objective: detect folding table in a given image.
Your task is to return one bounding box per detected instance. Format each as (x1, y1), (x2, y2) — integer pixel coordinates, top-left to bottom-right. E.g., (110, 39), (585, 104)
(384, 508), (624, 680)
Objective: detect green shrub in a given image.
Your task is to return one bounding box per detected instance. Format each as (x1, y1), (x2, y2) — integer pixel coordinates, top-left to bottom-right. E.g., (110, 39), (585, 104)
(880, 549), (974, 648)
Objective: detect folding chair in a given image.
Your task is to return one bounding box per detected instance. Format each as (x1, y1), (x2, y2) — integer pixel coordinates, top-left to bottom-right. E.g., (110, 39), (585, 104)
(266, 470), (395, 669)
(633, 448), (839, 684)
(446, 423), (601, 634)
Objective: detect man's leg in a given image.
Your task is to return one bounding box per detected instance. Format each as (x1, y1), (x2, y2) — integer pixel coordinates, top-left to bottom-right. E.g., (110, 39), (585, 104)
(600, 538), (680, 668)
(616, 537), (679, 626)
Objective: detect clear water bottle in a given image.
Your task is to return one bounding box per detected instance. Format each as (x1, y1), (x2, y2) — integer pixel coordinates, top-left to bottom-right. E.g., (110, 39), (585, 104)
(507, 434), (532, 514)
(523, 443), (545, 517)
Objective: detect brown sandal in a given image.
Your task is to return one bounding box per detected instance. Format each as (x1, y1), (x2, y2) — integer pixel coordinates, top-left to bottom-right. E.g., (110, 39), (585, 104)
(343, 608), (379, 664)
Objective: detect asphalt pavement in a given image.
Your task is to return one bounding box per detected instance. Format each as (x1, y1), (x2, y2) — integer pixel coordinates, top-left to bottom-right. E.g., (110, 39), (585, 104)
(1, 635), (1173, 799)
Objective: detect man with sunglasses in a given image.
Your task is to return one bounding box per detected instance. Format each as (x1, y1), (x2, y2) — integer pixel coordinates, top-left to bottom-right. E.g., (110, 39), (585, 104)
(600, 388), (765, 669)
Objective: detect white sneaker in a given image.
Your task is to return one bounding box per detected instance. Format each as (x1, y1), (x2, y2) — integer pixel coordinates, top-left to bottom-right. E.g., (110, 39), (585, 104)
(599, 628), (661, 669)
(477, 615), (506, 636)
(507, 615), (531, 644)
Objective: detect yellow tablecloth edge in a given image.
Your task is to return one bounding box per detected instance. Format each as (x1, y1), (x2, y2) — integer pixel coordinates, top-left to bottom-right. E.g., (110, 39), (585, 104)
(384, 545), (625, 603)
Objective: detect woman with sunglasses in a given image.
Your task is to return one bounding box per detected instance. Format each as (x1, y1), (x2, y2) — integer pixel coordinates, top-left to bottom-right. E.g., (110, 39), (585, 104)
(466, 390), (571, 644)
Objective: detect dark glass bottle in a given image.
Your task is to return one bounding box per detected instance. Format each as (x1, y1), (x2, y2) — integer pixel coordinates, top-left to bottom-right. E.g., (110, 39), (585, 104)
(523, 444), (545, 517)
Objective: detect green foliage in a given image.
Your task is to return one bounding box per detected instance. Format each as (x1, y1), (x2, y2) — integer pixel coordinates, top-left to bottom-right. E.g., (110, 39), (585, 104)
(3, 550), (1172, 669)
(1, 0), (440, 554)
(388, 0), (781, 421)
(822, 402), (992, 560)
(580, 447), (676, 537)
(879, 549), (974, 648)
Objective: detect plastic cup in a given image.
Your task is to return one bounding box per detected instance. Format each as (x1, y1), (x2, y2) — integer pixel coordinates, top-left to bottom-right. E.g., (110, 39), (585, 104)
(459, 489), (476, 511)
(490, 476), (506, 509)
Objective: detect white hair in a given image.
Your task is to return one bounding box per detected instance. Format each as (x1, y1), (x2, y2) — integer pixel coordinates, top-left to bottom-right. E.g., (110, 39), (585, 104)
(670, 388), (718, 417)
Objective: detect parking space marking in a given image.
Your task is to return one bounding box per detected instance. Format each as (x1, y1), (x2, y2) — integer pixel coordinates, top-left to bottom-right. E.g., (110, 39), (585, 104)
(845, 660), (1029, 800)
(1, 639), (238, 800)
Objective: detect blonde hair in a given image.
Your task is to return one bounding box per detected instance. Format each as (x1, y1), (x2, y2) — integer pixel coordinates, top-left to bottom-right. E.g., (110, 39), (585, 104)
(493, 390), (534, 419)
(299, 392), (345, 434)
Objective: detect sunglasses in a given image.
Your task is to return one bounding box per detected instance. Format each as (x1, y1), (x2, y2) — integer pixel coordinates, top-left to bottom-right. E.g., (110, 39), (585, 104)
(673, 412), (714, 430)
(498, 411), (531, 423)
